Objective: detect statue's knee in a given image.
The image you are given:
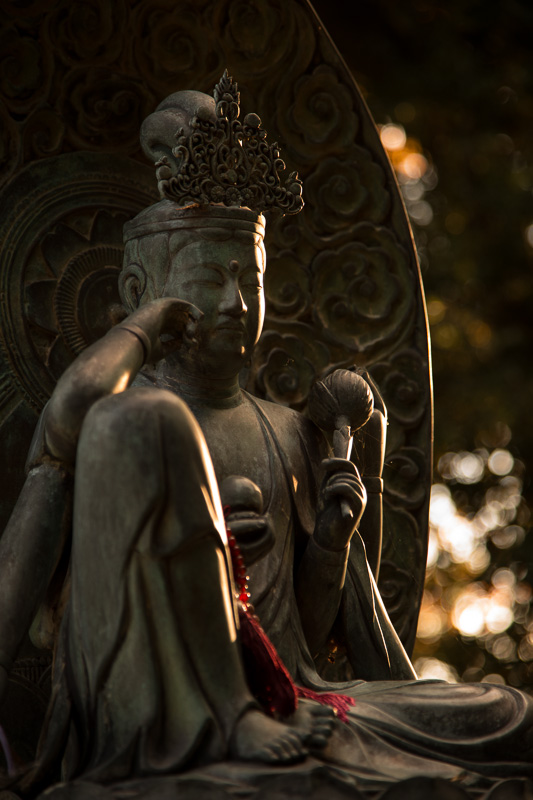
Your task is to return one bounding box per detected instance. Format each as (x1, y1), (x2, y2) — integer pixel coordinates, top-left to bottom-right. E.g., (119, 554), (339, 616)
(75, 387), (223, 551)
(79, 387), (202, 463)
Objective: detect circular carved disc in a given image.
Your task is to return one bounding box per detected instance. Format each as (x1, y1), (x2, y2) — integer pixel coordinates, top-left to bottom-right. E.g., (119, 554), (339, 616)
(0, 152), (158, 410)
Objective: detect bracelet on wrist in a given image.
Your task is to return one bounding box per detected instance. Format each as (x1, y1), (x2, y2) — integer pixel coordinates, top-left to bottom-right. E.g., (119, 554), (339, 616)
(117, 324), (152, 363)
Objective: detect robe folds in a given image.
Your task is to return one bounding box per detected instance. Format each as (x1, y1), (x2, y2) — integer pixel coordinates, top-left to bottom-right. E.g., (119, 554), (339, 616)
(25, 386), (533, 788)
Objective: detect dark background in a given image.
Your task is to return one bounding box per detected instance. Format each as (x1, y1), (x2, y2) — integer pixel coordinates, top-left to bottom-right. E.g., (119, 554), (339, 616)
(312, 0), (533, 684)
(312, 0), (533, 474)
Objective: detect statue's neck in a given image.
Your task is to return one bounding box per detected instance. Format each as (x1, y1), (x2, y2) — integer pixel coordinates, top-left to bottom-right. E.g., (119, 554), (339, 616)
(154, 361), (243, 410)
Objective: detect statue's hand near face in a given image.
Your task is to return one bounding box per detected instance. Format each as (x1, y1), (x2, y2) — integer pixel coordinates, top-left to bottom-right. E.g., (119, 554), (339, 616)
(43, 298), (202, 466)
(313, 458), (367, 552)
(120, 297), (203, 364)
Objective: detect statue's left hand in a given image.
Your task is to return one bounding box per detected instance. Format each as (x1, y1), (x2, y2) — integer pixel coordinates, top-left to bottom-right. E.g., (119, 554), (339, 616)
(314, 458), (367, 551)
(220, 476), (274, 566)
(225, 513), (274, 566)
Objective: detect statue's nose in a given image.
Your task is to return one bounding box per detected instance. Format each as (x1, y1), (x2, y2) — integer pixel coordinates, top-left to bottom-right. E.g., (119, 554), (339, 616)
(219, 283), (247, 317)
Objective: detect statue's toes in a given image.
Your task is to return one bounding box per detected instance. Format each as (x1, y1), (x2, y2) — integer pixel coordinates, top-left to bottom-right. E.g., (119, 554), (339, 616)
(313, 720), (335, 737)
(263, 734), (306, 764)
(230, 709), (311, 764)
(304, 726), (333, 749)
(280, 734), (307, 763)
(310, 704), (337, 720)
(305, 706), (336, 748)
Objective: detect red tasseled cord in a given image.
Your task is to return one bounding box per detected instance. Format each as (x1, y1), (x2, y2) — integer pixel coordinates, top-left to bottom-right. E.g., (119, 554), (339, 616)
(224, 508), (355, 723)
(296, 686), (355, 724)
(238, 605), (298, 718)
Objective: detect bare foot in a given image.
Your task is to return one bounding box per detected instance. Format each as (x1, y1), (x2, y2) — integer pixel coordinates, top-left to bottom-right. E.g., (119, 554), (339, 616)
(230, 708), (308, 764)
(289, 701), (336, 749)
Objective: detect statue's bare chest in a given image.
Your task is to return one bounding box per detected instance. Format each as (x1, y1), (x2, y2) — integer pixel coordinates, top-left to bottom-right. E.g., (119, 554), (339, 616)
(192, 401), (272, 503)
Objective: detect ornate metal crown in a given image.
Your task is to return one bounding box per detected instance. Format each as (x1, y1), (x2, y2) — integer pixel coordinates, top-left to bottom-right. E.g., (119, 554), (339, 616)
(154, 71), (303, 215)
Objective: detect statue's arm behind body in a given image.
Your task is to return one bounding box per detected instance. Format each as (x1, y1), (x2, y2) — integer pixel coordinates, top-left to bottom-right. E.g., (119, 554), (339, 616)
(0, 432), (72, 704)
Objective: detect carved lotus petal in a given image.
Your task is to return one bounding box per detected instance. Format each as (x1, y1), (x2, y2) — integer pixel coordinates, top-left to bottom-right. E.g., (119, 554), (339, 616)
(311, 225), (414, 356)
(285, 65), (359, 160)
(252, 328), (328, 407)
(304, 148), (390, 235)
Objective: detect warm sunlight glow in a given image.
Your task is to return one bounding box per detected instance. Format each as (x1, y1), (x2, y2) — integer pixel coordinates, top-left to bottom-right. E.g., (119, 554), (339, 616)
(487, 449), (514, 476)
(380, 123), (407, 151)
(113, 373), (130, 393)
(399, 152), (428, 180)
(414, 657), (458, 683)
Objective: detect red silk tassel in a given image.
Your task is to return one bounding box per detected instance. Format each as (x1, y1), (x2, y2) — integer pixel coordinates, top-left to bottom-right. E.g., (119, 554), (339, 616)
(224, 508), (355, 722)
(296, 686), (355, 723)
(238, 606), (298, 718)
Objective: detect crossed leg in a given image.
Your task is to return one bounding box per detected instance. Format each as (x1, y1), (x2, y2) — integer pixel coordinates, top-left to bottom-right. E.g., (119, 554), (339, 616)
(60, 386), (330, 779)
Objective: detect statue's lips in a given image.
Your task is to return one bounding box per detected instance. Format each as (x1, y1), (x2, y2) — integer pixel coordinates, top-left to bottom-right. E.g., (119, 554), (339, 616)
(215, 321), (246, 335)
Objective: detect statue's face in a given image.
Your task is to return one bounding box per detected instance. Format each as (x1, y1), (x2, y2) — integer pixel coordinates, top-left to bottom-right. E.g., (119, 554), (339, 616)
(164, 236), (265, 373)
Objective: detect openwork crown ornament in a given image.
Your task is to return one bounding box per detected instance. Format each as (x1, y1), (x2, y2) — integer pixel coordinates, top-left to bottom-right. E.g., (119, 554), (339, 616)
(154, 71), (303, 215)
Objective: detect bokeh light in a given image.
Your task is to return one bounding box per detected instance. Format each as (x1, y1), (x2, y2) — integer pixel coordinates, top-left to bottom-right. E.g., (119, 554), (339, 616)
(408, 200), (433, 226)
(379, 120), (436, 232)
(373, 99), (532, 692)
(451, 582), (514, 637)
(426, 298), (446, 324)
(416, 435), (531, 684)
(488, 449), (514, 476)
(427, 483), (491, 572)
(400, 153), (428, 180)
(380, 123), (406, 151)
(414, 657), (458, 683)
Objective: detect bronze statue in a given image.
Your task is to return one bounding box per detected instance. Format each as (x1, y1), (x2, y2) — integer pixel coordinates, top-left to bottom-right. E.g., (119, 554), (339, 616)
(1, 74), (532, 797)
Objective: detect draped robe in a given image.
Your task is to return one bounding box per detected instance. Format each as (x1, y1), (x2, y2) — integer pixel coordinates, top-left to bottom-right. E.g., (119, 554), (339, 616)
(22, 385), (533, 788)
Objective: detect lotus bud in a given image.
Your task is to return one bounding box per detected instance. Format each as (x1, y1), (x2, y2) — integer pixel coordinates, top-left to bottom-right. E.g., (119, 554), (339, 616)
(308, 369), (374, 444)
(308, 369), (374, 519)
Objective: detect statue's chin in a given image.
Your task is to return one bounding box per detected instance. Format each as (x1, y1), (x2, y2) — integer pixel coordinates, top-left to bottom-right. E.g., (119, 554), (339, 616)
(168, 342), (249, 379)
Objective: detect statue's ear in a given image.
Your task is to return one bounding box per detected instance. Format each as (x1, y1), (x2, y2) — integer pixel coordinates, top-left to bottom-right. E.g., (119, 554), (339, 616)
(119, 263), (148, 313)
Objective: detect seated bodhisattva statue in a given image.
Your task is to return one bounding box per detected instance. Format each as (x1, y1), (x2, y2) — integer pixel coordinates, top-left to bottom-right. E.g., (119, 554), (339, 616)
(0, 74), (532, 793)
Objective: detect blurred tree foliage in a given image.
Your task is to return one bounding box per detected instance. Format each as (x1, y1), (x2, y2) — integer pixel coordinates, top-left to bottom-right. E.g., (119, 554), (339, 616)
(312, 0), (533, 688)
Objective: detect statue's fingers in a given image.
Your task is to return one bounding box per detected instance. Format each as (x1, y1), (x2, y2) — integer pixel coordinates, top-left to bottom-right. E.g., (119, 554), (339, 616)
(227, 516), (275, 564)
(184, 301), (203, 322)
(321, 457), (360, 478)
(326, 472), (365, 498)
(164, 297), (203, 321)
(326, 470), (363, 485)
(159, 306), (203, 354)
(324, 482), (365, 508)
(227, 517), (268, 538)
